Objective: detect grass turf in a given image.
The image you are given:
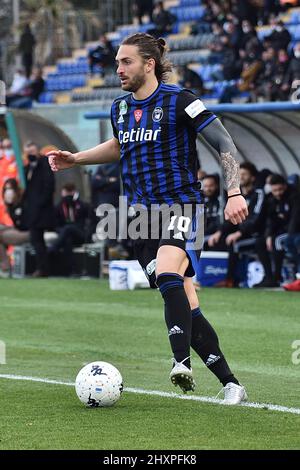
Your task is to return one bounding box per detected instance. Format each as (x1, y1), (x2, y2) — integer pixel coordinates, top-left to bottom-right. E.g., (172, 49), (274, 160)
(0, 279), (299, 450)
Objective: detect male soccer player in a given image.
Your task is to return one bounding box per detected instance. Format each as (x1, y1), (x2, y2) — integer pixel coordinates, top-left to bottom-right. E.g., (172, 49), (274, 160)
(47, 33), (248, 404)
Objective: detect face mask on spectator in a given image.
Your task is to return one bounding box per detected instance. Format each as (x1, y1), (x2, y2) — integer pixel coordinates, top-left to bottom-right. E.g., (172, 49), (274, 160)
(279, 54), (288, 63)
(63, 195), (74, 204)
(264, 183), (272, 194)
(4, 188), (15, 204)
(294, 51), (300, 59)
(242, 26), (251, 34)
(28, 154), (37, 162)
(275, 26), (283, 32)
(4, 149), (14, 158)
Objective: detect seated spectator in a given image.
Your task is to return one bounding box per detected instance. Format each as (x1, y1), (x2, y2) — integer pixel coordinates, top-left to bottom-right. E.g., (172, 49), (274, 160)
(0, 178), (30, 277)
(147, 1), (176, 38)
(281, 43), (300, 99)
(208, 163), (266, 286)
(219, 56), (263, 103)
(6, 69), (29, 106)
(252, 47), (277, 101)
(91, 162), (121, 258)
(133, 0), (153, 25)
(6, 67), (45, 108)
(202, 174), (222, 241)
(265, 19), (291, 51)
(48, 183), (90, 276)
(269, 49), (290, 101)
(254, 174), (300, 288)
(88, 34), (115, 76)
(177, 66), (207, 97)
(0, 138), (18, 225)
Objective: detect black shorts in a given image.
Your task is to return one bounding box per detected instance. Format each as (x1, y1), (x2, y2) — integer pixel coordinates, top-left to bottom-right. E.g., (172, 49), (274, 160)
(132, 204), (204, 288)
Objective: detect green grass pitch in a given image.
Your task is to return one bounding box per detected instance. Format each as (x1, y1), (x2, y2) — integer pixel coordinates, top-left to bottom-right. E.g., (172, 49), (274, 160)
(0, 279), (299, 450)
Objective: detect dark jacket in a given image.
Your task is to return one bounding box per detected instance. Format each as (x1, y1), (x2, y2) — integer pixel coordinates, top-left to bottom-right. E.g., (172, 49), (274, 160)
(239, 188), (266, 237)
(7, 200), (28, 231)
(55, 196), (90, 232)
(23, 157), (55, 229)
(265, 186), (300, 237)
(91, 163), (120, 208)
(204, 195), (221, 235)
(220, 188), (266, 237)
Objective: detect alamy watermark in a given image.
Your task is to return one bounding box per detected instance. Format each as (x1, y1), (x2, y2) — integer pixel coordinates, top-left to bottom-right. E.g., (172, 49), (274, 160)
(291, 340), (300, 365)
(291, 80), (300, 103)
(0, 340), (6, 364)
(95, 197), (205, 250)
(0, 80), (6, 105)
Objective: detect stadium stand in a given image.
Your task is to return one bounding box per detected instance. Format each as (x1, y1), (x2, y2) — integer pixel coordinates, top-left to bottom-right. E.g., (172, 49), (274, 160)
(31, 2), (300, 107)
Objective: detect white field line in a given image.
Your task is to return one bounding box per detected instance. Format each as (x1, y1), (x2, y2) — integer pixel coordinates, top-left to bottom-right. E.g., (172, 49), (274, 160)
(0, 373), (300, 416)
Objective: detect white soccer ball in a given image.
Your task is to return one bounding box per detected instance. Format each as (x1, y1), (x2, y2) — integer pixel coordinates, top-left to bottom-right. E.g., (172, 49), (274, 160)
(75, 361), (123, 407)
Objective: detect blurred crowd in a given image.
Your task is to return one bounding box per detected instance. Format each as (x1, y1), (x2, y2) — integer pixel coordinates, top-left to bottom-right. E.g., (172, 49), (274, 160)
(1, 137), (300, 290)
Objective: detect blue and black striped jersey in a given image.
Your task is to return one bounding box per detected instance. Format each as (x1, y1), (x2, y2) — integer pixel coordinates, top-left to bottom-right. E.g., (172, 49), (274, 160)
(111, 83), (217, 206)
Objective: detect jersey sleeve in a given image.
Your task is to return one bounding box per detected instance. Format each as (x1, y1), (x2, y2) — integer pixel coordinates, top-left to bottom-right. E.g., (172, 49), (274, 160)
(110, 102), (118, 139)
(177, 89), (217, 133)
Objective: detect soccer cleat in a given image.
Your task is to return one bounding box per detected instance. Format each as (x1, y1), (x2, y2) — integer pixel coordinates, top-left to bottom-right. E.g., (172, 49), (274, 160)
(170, 358), (195, 393)
(219, 382), (248, 405)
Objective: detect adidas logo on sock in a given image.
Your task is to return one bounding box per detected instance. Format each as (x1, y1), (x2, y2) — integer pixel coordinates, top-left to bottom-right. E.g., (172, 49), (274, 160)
(205, 354), (220, 366)
(168, 325), (184, 336)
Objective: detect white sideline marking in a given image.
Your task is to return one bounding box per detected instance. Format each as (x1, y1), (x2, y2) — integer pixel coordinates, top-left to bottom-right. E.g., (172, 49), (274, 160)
(0, 373), (300, 416)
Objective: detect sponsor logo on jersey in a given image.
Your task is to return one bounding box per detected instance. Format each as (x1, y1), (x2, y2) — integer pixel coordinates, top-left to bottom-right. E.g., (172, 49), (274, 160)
(184, 99), (206, 118)
(118, 127), (161, 144)
(117, 99), (128, 123)
(134, 109), (143, 123)
(152, 106), (163, 122)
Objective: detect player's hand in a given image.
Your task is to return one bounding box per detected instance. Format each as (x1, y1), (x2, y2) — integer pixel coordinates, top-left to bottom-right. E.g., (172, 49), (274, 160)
(208, 230), (222, 247)
(226, 231), (242, 246)
(46, 150), (76, 172)
(266, 236), (273, 252)
(224, 195), (248, 225)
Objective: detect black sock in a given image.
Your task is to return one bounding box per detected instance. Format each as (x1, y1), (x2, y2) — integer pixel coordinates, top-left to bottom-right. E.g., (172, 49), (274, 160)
(191, 307), (239, 386)
(157, 273), (192, 369)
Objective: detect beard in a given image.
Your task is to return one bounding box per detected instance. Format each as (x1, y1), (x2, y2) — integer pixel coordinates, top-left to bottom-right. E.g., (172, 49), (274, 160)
(121, 71), (146, 92)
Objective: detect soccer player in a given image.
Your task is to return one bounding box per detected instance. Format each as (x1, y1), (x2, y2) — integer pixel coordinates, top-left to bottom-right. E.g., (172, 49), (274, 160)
(47, 33), (248, 404)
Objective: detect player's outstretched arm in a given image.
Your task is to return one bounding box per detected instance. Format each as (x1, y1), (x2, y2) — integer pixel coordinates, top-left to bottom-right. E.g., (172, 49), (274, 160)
(47, 137), (120, 172)
(200, 118), (248, 225)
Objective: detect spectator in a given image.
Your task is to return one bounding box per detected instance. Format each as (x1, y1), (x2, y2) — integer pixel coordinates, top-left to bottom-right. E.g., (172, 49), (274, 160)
(6, 67), (45, 109)
(91, 162), (120, 209)
(91, 163), (128, 259)
(208, 162), (266, 286)
(23, 141), (55, 277)
(252, 47), (277, 101)
(48, 183), (90, 276)
(0, 139), (18, 225)
(254, 174), (300, 288)
(269, 48), (290, 101)
(147, 1), (176, 38)
(239, 20), (258, 50)
(133, 0), (154, 25)
(177, 66), (206, 96)
(19, 24), (36, 78)
(219, 56), (263, 103)
(88, 34), (115, 76)
(281, 43), (300, 99)
(202, 174), (221, 240)
(265, 18), (291, 50)
(0, 178), (30, 277)
(6, 69), (28, 106)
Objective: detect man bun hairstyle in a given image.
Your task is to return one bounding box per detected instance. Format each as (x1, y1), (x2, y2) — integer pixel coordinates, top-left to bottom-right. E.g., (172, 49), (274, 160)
(122, 33), (172, 82)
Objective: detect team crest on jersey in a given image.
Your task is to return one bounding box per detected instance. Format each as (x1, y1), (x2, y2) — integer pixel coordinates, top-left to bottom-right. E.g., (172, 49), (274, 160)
(134, 109), (143, 123)
(152, 107), (163, 122)
(118, 100), (128, 123)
